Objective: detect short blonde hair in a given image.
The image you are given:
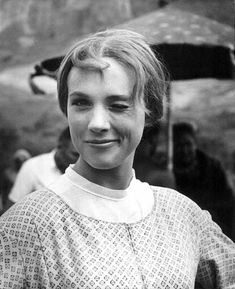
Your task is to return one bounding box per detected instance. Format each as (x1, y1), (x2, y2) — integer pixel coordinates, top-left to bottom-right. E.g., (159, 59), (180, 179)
(57, 29), (168, 126)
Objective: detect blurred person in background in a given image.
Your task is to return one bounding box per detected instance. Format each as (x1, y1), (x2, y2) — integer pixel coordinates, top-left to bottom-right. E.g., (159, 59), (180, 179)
(5, 126), (79, 209)
(0, 149), (31, 215)
(231, 150), (235, 189)
(133, 125), (175, 188)
(133, 126), (160, 182)
(173, 121), (235, 241)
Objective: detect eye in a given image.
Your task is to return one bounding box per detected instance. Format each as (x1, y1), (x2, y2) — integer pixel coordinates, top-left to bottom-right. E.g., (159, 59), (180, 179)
(71, 98), (91, 108)
(110, 103), (129, 112)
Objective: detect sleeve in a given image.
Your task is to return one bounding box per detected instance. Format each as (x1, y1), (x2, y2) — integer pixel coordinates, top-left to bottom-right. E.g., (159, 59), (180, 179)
(0, 203), (50, 288)
(196, 210), (235, 289)
(0, 231), (26, 288)
(8, 160), (36, 203)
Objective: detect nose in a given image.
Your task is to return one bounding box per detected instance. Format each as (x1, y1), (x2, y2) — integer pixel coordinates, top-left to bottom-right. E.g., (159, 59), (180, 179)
(88, 105), (110, 133)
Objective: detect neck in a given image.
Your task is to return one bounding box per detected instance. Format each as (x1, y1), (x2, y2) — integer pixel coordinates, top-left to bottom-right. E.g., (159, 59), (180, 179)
(73, 158), (134, 190)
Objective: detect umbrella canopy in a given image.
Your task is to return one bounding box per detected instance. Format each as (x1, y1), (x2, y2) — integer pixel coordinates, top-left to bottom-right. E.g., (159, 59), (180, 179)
(29, 6), (234, 84)
(117, 6), (234, 48)
(116, 6), (235, 81)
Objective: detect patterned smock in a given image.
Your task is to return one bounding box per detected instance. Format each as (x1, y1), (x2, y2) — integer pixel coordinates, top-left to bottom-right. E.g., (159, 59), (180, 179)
(0, 185), (235, 288)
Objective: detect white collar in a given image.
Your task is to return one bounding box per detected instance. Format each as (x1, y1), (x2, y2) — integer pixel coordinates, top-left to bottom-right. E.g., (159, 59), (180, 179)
(64, 165), (137, 201)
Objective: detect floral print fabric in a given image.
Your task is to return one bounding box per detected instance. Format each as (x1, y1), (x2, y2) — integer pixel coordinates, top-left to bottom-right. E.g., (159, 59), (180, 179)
(0, 187), (234, 288)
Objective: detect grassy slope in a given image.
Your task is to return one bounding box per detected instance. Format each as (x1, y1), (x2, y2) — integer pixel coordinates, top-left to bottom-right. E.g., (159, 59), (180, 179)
(0, 84), (67, 156)
(171, 79), (235, 170)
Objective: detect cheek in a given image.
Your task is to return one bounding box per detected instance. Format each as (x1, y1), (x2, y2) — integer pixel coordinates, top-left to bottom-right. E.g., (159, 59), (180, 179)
(67, 112), (84, 149)
(136, 107), (146, 132)
(126, 110), (145, 146)
(67, 108), (85, 131)
(67, 113), (76, 136)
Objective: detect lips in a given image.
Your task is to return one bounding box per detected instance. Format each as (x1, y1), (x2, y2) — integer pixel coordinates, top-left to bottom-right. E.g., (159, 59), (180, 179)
(86, 139), (118, 144)
(85, 139), (120, 148)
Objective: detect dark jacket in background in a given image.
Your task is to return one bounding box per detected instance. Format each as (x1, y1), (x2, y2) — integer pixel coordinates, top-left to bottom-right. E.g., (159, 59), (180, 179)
(174, 149), (235, 240)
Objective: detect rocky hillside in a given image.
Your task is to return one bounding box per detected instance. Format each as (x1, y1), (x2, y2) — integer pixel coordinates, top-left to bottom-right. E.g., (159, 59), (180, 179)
(0, 0), (233, 68)
(0, 0), (160, 68)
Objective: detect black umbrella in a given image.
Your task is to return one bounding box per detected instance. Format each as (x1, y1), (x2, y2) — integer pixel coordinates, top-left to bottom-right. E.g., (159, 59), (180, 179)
(29, 7), (234, 88)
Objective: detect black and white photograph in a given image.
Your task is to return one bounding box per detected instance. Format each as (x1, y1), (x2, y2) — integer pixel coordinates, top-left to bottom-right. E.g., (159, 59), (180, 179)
(0, 0), (234, 288)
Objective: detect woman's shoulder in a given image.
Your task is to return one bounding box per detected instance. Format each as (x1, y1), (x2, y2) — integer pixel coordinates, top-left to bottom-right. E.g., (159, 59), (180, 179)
(150, 185), (208, 225)
(0, 189), (63, 235)
(150, 185), (193, 203)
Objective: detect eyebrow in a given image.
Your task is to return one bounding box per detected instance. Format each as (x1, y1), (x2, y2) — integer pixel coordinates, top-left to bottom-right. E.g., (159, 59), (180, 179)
(69, 91), (89, 98)
(106, 94), (132, 101)
(69, 91), (132, 101)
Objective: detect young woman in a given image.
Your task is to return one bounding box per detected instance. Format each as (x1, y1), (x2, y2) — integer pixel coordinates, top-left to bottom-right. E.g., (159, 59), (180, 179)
(0, 29), (234, 288)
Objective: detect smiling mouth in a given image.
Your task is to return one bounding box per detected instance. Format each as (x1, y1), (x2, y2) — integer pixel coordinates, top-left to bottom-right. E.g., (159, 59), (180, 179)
(85, 139), (120, 148)
(86, 139), (118, 144)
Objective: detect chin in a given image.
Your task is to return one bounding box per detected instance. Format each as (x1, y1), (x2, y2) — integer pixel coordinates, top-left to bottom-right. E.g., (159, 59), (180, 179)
(88, 158), (122, 171)
(91, 163), (118, 171)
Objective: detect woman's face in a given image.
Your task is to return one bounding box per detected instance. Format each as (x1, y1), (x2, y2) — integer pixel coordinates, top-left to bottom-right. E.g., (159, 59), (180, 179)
(173, 133), (197, 167)
(67, 57), (145, 173)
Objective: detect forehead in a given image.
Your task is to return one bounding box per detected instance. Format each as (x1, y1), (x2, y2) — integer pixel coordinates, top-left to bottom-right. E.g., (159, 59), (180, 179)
(67, 57), (135, 95)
